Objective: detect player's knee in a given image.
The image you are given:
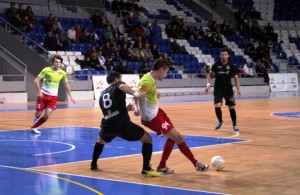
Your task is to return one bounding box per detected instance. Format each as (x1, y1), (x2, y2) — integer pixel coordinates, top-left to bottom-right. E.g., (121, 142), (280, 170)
(142, 132), (152, 144)
(98, 138), (106, 145)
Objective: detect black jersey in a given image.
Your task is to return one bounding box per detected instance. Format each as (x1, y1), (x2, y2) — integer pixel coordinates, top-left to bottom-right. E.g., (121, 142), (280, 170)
(99, 81), (130, 124)
(211, 61), (238, 91)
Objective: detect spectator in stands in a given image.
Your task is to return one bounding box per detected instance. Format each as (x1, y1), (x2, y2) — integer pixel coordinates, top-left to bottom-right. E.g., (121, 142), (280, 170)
(119, 43), (130, 61)
(52, 17), (63, 33)
(115, 60), (134, 74)
(237, 64), (246, 77)
(91, 11), (102, 28)
(94, 50), (107, 71)
(244, 42), (257, 61)
(24, 5), (36, 23)
(209, 32), (225, 48)
(138, 61), (151, 78)
(21, 15), (33, 32)
(10, 12), (23, 31)
(5, 2), (17, 24)
(55, 29), (68, 51)
(102, 41), (115, 59)
(142, 43), (153, 62)
(44, 13), (54, 33)
(75, 24), (83, 43)
(199, 64), (210, 78)
(162, 53), (176, 70)
(142, 22), (152, 42)
(256, 58), (270, 83)
(256, 42), (269, 61)
(43, 31), (58, 51)
(102, 25), (113, 43)
(105, 56), (115, 71)
(90, 29), (100, 44)
(151, 20), (162, 45)
(150, 43), (160, 59)
(242, 63), (257, 77)
(135, 42), (146, 62)
(124, 12), (134, 35)
(81, 28), (90, 43)
(127, 42), (140, 61)
(134, 23), (144, 38)
(100, 10), (112, 28)
(67, 25), (76, 43)
(17, 3), (26, 19)
(112, 26), (123, 42)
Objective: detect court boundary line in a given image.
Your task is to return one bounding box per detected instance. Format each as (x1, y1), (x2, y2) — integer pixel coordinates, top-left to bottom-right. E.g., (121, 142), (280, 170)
(25, 167), (228, 195)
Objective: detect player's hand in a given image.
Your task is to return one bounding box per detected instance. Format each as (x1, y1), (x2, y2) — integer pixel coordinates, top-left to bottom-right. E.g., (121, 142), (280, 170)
(205, 85), (211, 94)
(237, 90), (241, 98)
(126, 103), (134, 111)
(157, 91), (160, 99)
(37, 91), (43, 98)
(70, 96), (76, 103)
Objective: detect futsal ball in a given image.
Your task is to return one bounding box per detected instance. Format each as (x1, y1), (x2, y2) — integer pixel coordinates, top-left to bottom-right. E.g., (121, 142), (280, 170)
(211, 156), (225, 171)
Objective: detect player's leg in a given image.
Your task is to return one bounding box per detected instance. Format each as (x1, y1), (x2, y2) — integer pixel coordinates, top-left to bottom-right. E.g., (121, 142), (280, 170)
(142, 109), (176, 173)
(31, 95), (57, 133)
(225, 93), (239, 133)
(165, 128), (209, 172)
(91, 128), (113, 171)
(214, 91), (224, 130)
(31, 96), (46, 134)
(90, 137), (106, 171)
(31, 108), (54, 129)
(121, 122), (160, 177)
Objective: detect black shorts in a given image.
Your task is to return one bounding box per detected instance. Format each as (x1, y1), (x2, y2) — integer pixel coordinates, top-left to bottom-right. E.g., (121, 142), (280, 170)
(214, 89), (236, 106)
(99, 121), (145, 143)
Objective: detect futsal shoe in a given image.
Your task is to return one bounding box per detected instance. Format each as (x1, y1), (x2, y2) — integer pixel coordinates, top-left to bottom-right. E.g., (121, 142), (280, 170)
(31, 128), (41, 134)
(90, 163), (99, 171)
(215, 121), (224, 130)
(195, 161), (209, 172)
(141, 169), (161, 177)
(233, 125), (240, 134)
(156, 167), (174, 174)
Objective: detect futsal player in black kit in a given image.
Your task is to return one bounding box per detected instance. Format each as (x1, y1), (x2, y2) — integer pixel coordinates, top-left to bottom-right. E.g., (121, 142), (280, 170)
(205, 48), (241, 134)
(90, 71), (161, 177)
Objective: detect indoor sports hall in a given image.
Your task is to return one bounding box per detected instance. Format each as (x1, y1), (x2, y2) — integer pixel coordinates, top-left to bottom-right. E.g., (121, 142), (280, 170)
(0, 93), (299, 194)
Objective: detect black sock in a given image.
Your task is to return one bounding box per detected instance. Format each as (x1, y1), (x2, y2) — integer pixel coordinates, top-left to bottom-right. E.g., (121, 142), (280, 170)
(142, 143), (152, 171)
(215, 107), (222, 122)
(91, 142), (104, 165)
(229, 108), (237, 126)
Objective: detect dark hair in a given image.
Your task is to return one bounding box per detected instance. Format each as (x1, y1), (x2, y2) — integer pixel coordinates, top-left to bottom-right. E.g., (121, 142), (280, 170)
(51, 54), (63, 63)
(220, 48), (230, 54)
(106, 71), (121, 84)
(152, 58), (169, 71)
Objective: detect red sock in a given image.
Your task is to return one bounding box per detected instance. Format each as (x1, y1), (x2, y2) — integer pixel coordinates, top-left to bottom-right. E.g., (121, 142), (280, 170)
(31, 117), (47, 128)
(178, 142), (197, 166)
(158, 138), (175, 168)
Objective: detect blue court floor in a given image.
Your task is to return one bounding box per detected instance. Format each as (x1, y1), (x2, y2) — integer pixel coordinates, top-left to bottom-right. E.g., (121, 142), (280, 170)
(0, 126), (247, 195)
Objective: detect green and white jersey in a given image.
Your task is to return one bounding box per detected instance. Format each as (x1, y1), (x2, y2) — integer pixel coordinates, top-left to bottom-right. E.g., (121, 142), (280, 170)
(38, 66), (68, 96)
(138, 73), (159, 121)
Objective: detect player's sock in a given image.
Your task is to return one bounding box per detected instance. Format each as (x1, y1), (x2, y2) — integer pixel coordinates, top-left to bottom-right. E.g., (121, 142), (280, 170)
(31, 117), (47, 128)
(158, 138), (175, 168)
(142, 143), (152, 171)
(91, 142), (104, 165)
(215, 107), (222, 122)
(229, 108), (237, 126)
(178, 141), (197, 166)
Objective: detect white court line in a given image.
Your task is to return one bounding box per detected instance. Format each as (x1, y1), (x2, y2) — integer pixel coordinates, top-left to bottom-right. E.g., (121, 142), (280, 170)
(16, 166), (227, 195)
(0, 140), (75, 156)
